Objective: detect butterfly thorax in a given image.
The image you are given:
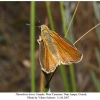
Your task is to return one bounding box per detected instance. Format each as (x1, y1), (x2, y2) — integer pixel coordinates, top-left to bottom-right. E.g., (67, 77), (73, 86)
(40, 25), (59, 57)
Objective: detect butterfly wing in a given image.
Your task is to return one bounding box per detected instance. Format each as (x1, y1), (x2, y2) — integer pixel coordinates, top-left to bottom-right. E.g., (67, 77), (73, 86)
(39, 29), (83, 73)
(39, 40), (60, 73)
(50, 31), (83, 64)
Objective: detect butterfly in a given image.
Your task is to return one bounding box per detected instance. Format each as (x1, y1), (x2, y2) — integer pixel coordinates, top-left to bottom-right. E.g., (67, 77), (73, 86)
(37, 25), (83, 74)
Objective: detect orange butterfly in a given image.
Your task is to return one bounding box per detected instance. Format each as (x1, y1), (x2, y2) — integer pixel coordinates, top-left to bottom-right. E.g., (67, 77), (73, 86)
(37, 25), (83, 74)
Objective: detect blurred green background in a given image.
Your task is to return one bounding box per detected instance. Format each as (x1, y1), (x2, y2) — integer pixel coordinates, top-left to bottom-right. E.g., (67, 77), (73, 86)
(0, 1), (100, 92)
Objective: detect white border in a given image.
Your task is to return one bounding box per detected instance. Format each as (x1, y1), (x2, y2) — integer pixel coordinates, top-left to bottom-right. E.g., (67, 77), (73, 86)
(0, 92), (100, 100)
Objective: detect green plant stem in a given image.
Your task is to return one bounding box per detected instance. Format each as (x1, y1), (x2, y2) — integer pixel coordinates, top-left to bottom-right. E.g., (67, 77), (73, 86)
(90, 70), (100, 92)
(45, 1), (70, 92)
(69, 64), (77, 92)
(60, 1), (67, 34)
(60, 1), (79, 92)
(59, 65), (70, 92)
(30, 1), (35, 92)
(60, 1), (70, 92)
(46, 1), (55, 30)
(65, 1), (80, 38)
(43, 68), (59, 92)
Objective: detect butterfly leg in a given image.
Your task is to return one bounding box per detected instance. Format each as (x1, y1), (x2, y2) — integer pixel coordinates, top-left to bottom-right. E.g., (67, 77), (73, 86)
(37, 36), (42, 44)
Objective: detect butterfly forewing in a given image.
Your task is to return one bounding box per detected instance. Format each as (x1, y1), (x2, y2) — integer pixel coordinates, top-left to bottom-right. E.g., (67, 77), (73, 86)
(50, 31), (83, 64)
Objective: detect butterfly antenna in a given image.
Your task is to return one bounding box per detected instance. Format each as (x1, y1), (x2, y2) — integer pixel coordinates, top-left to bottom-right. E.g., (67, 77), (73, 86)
(26, 23), (34, 26)
(74, 22), (100, 45)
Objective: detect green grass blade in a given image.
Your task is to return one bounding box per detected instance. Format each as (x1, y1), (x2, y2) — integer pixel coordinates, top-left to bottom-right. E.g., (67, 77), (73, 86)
(59, 1), (70, 92)
(90, 70), (100, 92)
(60, 1), (78, 92)
(59, 65), (70, 91)
(30, 1), (35, 92)
(65, 1), (80, 38)
(46, 1), (55, 30)
(69, 64), (77, 92)
(60, 1), (67, 35)
(45, 1), (70, 92)
(95, 47), (100, 68)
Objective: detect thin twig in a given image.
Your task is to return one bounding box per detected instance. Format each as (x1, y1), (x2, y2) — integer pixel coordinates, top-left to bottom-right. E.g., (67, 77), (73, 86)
(74, 22), (100, 45)
(65, 1), (80, 38)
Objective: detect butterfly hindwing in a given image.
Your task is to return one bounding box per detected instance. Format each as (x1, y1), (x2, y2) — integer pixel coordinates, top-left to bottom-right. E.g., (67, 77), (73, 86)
(39, 41), (59, 73)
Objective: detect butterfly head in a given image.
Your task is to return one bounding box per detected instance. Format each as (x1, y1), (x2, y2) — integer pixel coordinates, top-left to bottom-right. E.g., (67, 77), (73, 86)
(39, 25), (49, 32)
